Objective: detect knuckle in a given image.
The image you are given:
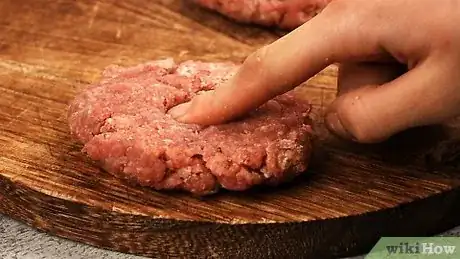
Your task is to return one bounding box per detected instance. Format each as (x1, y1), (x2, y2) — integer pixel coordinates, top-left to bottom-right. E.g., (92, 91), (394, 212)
(326, 0), (348, 10)
(325, 0), (375, 24)
(324, 0), (358, 14)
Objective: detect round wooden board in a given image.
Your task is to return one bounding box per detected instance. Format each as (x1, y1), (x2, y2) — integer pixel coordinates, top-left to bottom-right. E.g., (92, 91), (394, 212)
(1, 0), (460, 258)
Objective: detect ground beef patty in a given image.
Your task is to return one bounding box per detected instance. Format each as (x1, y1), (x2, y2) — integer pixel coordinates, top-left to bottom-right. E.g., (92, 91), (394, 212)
(191, 0), (332, 29)
(68, 59), (314, 195)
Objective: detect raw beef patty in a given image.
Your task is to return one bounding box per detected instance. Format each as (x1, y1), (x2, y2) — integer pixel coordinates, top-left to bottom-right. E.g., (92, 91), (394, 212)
(68, 59), (314, 195)
(191, 0), (332, 29)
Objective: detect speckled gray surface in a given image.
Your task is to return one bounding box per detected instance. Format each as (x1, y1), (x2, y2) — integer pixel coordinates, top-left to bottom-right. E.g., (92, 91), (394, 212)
(0, 215), (459, 259)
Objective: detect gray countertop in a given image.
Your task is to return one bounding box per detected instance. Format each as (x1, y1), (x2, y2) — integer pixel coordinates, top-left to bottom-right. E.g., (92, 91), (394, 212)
(1, 215), (459, 259)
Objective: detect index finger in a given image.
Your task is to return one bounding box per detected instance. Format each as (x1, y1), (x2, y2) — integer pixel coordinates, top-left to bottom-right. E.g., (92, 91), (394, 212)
(170, 0), (386, 125)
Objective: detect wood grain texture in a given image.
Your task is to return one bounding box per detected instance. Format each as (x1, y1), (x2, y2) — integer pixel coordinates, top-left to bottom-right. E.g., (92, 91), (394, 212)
(1, 0), (460, 258)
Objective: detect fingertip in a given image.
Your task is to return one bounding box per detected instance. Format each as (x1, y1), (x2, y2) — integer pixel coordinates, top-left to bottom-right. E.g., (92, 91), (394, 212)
(168, 90), (226, 125)
(168, 102), (191, 121)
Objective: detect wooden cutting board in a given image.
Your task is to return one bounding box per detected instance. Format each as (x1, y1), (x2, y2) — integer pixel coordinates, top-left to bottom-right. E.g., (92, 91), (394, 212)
(1, 0), (460, 258)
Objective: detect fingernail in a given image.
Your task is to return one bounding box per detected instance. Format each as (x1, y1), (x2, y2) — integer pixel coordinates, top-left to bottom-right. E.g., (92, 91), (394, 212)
(325, 112), (354, 140)
(168, 102), (191, 120)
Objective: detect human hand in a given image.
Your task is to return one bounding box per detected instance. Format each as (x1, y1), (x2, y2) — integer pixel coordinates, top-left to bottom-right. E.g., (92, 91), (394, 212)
(169, 0), (460, 143)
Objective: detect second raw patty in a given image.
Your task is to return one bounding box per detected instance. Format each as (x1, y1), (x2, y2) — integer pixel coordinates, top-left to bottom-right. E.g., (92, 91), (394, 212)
(191, 0), (332, 29)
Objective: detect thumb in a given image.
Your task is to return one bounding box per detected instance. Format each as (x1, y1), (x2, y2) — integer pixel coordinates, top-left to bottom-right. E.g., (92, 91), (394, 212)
(325, 59), (460, 143)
